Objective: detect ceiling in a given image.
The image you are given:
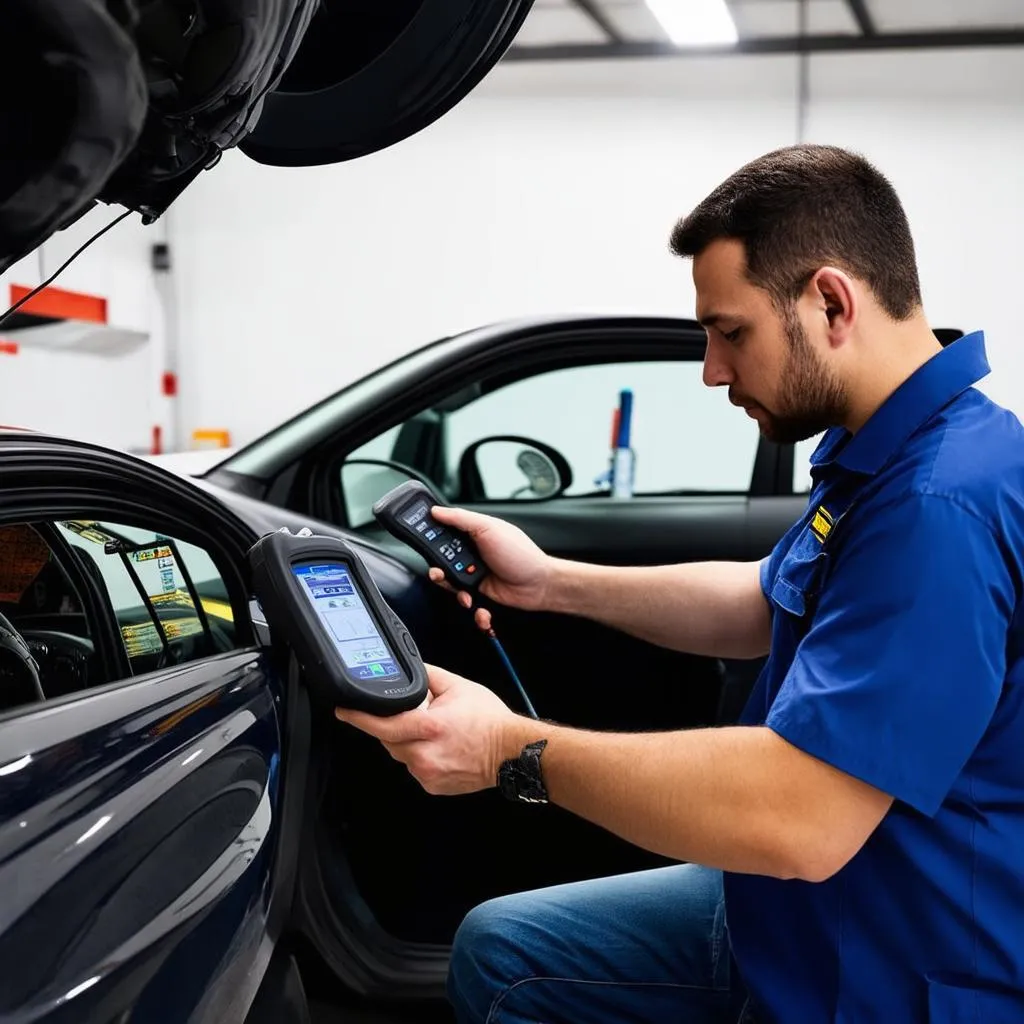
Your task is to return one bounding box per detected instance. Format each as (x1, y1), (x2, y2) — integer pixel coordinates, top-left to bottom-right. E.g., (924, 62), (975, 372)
(505, 0), (1024, 60)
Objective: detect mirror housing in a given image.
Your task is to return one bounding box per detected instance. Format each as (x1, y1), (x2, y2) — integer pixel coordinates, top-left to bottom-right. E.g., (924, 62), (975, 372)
(457, 436), (572, 502)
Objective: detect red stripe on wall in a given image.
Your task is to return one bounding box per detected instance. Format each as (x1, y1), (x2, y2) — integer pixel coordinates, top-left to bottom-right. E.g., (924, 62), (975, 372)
(9, 285), (108, 324)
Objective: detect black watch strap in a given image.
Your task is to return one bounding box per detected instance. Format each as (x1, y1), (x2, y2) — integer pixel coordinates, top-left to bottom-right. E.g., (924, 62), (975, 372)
(497, 739), (549, 804)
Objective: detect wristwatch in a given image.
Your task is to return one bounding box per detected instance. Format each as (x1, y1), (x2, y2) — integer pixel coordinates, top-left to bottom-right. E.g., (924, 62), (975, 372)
(497, 739), (549, 804)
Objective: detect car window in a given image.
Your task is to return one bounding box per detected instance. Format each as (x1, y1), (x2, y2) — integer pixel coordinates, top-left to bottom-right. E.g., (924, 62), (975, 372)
(341, 359), (760, 526)
(56, 520), (237, 675)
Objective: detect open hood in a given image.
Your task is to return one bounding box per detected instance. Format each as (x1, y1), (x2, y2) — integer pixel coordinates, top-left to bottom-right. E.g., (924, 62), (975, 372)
(0, 0), (534, 275)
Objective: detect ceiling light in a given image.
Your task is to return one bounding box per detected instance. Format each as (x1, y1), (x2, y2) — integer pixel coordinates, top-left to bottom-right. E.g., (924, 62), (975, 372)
(646, 0), (739, 46)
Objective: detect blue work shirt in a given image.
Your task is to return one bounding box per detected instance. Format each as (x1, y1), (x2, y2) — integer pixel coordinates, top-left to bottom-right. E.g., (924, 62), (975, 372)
(725, 331), (1024, 1023)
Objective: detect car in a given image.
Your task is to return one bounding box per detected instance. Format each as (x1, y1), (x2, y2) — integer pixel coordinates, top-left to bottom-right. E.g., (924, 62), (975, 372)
(0, 313), (960, 1022)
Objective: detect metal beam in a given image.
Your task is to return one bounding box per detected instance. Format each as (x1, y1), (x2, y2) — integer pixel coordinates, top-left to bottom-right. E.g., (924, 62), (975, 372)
(568, 0), (623, 43)
(504, 28), (1024, 61)
(845, 0), (877, 36)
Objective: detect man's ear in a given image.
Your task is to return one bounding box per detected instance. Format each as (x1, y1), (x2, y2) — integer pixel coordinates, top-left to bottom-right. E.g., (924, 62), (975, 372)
(810, 267), (857, 346)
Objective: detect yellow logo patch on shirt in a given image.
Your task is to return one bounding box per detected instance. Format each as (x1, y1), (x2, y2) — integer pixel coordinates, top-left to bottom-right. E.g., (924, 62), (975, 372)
(810, 506), (834, 542)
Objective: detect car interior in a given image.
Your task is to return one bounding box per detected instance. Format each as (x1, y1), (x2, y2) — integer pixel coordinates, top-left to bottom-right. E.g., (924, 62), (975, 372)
(0, 521), (237, 713)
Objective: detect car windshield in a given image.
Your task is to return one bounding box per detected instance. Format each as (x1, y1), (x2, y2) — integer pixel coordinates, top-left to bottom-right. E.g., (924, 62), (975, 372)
(212, 335), (455, 478)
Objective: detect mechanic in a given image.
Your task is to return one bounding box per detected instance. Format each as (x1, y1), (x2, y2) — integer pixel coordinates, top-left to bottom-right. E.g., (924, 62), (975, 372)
(335, 144), (1024, 1023)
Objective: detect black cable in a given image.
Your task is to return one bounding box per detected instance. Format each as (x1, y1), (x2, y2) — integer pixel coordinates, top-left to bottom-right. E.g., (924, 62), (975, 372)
(0, 209), (135, 330)
(462, 593), (537, 719)
(487, 626), (538, 719)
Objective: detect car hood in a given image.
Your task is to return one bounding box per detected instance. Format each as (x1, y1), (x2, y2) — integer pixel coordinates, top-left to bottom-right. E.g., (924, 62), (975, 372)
(0, 0), (534, 274)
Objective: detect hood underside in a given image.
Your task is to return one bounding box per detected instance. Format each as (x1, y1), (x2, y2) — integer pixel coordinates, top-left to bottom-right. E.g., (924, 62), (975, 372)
(0, 0), (533, 275)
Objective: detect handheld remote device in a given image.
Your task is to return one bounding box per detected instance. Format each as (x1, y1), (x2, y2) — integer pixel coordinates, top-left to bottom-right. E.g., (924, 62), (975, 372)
(373, 481), (540, 720)
(372, 481), (488, 591)
(249, 530), (428, 715)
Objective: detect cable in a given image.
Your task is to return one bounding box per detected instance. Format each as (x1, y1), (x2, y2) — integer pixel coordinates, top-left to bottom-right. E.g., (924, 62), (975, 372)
(0, 209), (135, 330)
(484, 624), (538, 720)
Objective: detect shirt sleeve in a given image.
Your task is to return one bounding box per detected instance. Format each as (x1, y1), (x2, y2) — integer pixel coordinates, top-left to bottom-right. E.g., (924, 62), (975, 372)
(759, 554), (774, 599)
(766, 492), (1014, 817)
(761, 515), (807, 601)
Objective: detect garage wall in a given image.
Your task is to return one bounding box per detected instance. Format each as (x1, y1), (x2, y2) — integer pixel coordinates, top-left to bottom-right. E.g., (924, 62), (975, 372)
(0, 210), (167, 451)
(169, 45), (1024, 458)
(3, 46), (1021, 459)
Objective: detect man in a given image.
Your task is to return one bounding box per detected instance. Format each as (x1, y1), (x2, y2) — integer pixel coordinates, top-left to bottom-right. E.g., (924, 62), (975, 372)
(336, 144), (1024, 1022)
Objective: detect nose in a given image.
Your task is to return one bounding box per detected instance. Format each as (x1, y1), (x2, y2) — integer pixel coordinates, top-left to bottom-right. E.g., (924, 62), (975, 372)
(702, 334), (735, 389)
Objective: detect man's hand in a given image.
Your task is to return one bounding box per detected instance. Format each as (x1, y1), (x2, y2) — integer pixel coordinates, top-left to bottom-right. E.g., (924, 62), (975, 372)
(335, 665), (523, 795)
(427, 507), (556, 626)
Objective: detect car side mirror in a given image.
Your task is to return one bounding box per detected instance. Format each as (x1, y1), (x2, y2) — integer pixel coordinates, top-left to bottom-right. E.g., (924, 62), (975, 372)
(456, 436), (572, 502)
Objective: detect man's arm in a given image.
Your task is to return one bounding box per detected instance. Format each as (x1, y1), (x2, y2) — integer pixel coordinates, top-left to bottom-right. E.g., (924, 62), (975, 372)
(497, 715), (893, 882)
(337, 674), (893, 883)
(429, 507), (773, 661)
(547, 558), (772, 659)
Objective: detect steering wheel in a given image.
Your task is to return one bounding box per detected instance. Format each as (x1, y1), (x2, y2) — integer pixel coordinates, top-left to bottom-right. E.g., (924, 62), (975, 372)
(0, 611), (45, 708)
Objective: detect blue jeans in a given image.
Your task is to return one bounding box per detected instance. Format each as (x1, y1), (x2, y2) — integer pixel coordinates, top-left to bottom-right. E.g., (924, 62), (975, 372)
(446, 864), (753, 1023)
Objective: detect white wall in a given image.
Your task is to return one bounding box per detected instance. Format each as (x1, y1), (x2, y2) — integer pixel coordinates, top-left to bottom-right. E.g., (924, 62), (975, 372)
(168, 46), (1024, 458)
(0, 207), (169, 451)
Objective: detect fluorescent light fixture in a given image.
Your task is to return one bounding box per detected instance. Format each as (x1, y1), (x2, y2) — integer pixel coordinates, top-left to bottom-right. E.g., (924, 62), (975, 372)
(647, 0), (739, 46)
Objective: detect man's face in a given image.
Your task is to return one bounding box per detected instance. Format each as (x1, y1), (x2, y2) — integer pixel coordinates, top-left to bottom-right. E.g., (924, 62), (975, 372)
(693, 238), (849, 444)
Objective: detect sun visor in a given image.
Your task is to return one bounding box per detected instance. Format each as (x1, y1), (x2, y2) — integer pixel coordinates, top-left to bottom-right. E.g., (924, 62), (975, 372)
(239, 0), (534, 167)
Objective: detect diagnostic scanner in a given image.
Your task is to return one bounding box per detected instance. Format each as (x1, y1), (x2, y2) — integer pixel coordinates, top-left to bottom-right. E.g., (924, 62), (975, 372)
(249, 529), (428, 715)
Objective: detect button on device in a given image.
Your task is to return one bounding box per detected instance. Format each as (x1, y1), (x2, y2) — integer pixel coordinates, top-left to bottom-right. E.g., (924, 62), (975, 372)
(466, 564), (477, 574)
(454, 561), (465, 571)
(402, 632), (419, 658)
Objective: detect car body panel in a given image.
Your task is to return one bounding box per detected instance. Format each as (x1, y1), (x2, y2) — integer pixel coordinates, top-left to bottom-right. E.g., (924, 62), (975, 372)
(0, 653), (281, 1024)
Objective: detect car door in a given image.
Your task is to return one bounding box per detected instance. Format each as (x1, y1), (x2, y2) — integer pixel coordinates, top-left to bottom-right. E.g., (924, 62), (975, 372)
(0, 435), (305, 1024)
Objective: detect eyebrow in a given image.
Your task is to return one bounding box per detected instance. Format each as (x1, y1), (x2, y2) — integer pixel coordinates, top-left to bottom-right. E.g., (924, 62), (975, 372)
(698, 312), (734, 329)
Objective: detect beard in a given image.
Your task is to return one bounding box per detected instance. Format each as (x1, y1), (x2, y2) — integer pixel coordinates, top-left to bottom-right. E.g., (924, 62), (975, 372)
(738, 313), (850, 445)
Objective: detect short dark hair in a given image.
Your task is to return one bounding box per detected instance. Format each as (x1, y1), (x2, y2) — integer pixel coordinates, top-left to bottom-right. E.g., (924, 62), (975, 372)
(670, 144), (922, 320)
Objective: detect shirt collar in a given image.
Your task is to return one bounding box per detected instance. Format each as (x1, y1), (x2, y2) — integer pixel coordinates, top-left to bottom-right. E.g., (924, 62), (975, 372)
(809, 331), (990, 477)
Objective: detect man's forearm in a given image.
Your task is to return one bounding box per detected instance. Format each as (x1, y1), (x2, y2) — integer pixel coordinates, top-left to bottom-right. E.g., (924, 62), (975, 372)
(498, 716), (882, 882)
(545, 558), (771, 659)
